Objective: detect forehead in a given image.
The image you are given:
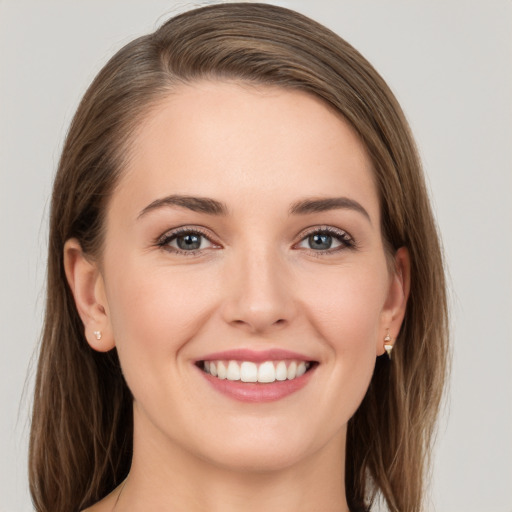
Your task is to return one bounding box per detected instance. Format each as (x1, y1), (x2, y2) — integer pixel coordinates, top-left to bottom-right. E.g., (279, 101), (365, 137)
(114, 80), (378, 220)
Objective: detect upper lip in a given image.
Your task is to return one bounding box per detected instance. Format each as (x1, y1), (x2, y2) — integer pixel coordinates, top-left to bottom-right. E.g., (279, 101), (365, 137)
(196, 348), (315, 363)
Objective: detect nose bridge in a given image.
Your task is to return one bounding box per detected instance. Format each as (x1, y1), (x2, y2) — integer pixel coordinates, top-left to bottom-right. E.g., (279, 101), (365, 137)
(222, 240), (294, 333)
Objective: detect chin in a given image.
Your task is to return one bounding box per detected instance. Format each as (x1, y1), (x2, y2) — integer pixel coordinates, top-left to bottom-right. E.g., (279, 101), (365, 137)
(187, 417), (343, 474)
(201, 442), (314, 474)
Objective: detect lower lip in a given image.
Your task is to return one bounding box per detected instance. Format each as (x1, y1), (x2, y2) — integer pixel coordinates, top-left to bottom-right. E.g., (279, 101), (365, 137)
(197, 365), (316, 402)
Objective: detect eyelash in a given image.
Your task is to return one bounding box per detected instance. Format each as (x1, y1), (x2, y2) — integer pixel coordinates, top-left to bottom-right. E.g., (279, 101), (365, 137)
(155, 225), (356, 256)
(156, 226), (217, 256)
(296, 226), (356, 255)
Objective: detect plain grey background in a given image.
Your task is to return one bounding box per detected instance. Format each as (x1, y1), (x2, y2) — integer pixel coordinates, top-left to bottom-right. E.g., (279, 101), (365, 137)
(1, 1), (511, 511)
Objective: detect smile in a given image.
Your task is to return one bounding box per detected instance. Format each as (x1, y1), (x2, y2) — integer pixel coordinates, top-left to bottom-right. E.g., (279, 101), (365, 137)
(200, 359), (312, 383)
(195, 349), (318, 402)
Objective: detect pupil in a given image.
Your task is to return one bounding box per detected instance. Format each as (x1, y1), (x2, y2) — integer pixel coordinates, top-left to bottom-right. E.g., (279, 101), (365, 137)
(309, 233), (332, 250)
(177, 234), (201, 250)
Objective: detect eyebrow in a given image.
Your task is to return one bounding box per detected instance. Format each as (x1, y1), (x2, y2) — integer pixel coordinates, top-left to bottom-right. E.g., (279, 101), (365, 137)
(137, 195), (228, 219)
(289, 197), (371, 223)
(137, 194), (371, 223)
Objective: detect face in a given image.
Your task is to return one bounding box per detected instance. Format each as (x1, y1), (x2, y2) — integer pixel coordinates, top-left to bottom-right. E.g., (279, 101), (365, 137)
(68, 81), (408, 473)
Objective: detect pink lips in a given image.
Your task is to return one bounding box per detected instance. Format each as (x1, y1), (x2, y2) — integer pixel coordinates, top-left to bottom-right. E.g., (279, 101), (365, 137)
(195, 348), (317, 403)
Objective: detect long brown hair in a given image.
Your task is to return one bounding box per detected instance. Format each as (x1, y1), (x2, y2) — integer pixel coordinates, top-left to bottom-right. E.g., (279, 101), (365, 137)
(29, 3), (449, 511)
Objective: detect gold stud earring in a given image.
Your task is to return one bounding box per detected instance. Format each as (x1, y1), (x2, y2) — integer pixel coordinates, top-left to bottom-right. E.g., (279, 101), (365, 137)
(384, 330), (393, 359)
(93, 330), (102, 341)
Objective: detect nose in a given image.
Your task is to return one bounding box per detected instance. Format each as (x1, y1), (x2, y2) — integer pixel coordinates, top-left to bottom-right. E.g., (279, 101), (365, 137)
(220, 246), (296, 335)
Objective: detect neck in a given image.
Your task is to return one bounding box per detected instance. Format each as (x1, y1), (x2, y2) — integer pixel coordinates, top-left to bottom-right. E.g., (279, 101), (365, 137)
(113, 409), (350, 512)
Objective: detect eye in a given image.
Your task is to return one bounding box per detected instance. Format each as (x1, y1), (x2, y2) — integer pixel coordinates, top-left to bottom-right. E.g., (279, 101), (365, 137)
(157, 227), (218, 254)
(296, 227), (355, 253)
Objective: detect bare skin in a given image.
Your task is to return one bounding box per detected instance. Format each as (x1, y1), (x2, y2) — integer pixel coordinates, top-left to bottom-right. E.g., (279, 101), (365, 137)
(69, 81), (409, 512)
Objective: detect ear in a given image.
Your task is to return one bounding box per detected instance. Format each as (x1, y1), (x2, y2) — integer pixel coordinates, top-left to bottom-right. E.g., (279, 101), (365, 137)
(63, 238), (115, 352)
(377, 247), (411, 356)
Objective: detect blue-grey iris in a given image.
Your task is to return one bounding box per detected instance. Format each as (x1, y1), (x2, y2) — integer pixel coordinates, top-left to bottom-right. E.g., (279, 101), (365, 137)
(177, 233), (201, 250)
(309, 233), (332, 250)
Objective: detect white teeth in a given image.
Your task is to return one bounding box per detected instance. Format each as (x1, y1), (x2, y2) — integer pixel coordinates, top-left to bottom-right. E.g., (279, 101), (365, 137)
(275, 361), (287, 381)
(287, 361), (297, 380)
(203, 359), (312, 383)
(227, 360), (240, 381)
(240, 361), (258, 382)
(217, 361), (227, 379)
(258, 361), (275, 383)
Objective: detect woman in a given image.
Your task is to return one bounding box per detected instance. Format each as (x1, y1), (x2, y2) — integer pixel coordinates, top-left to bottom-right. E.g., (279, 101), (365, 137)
(29, 3), (448, 512)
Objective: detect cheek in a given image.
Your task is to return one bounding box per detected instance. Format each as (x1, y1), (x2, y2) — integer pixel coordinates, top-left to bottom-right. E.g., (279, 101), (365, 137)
(103, 263), (216, 390)
(303, 263), (388, 349)
(300, 263), (388, 402)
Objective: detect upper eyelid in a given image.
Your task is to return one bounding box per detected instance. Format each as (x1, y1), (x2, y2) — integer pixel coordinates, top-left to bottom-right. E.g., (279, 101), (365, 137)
(157, 225), (218, 244)
(296, 225), (353, 241)
(158, 225), (351, 237)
